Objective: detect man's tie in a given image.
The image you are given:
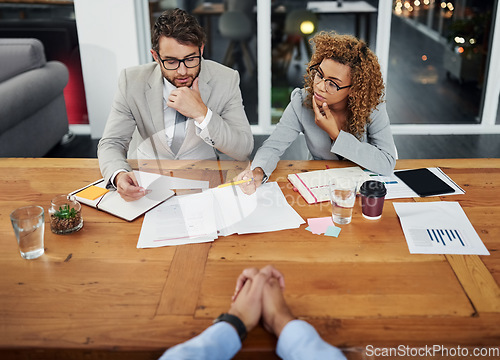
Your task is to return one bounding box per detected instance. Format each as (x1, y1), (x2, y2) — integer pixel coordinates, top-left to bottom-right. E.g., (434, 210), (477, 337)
(171, 111), (186, 155)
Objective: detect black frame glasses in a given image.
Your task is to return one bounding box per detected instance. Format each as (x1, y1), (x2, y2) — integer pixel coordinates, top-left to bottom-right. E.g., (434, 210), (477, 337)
(309, 63), (352, 94)
(156, 51), (201, 70)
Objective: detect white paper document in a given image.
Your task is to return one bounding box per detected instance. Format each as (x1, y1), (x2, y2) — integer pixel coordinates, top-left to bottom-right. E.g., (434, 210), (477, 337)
(156, 175), (209, 190)
(137, 182), (305, 248)
(210, 182), (305, 236)
(367, 167), (465, 199)
(393, 201), (489, 255)
(137, 191), (218, 248)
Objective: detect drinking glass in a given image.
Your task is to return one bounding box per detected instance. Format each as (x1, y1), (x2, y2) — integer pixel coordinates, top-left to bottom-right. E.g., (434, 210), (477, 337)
(329, 177), (357, 225)
(10, 205), (45, 259)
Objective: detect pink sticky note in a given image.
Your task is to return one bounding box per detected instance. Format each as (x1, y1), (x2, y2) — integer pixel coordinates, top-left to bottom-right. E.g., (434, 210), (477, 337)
(307, 217), (334, 235)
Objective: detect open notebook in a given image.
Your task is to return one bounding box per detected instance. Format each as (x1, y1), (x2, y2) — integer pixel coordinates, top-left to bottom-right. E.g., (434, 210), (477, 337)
(70, 171), (175, 221)
(287, 166), (371, 204)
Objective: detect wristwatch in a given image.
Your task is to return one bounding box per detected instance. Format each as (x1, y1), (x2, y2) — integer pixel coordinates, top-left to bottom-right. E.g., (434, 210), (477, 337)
(213, 313), (247, 342)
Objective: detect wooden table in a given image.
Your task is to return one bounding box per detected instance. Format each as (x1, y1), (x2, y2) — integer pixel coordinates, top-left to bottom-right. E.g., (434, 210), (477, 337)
(1, 158), (499, 359)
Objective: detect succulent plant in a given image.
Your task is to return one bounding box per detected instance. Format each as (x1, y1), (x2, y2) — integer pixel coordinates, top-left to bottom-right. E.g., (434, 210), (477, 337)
(53, 204), (78, 219)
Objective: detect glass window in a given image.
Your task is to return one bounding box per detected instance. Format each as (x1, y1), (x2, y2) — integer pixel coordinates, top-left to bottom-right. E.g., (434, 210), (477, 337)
(388, 0), (496, 125)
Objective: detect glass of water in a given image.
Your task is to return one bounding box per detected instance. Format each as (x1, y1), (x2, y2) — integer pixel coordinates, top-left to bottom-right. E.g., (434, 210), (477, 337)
(10, 205), (45, 260)
(329, 177), (357, 225)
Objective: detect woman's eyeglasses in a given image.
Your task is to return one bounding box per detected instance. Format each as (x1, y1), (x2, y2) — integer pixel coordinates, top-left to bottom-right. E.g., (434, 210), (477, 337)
(309, 64), (351, 94)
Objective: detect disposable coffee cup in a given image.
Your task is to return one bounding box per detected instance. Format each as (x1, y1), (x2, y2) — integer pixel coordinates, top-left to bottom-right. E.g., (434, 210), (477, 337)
(360, 180), (387, 220)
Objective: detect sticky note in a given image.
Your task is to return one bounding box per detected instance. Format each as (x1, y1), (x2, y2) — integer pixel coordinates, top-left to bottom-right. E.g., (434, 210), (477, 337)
(307, 217), (334, 235)
(324, 226), (341, 237)
(305, 226), (312, 232)
(75, 186), (109, 200)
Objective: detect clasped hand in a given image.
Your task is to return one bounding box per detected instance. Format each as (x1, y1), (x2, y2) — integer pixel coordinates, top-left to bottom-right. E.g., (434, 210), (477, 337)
(228, 265), (294, 338)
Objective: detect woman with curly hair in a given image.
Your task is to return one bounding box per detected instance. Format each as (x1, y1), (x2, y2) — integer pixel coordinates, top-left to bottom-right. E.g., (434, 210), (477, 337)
(236, 31), (396, 192)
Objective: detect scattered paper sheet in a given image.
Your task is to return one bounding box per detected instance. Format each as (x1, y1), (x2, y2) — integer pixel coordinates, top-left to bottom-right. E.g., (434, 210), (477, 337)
(393, 201), (489, 255)
(210, 182), (305, 236)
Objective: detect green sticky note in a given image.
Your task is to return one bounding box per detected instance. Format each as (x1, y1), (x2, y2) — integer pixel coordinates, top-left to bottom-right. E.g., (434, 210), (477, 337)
(324, 226), (341, 237)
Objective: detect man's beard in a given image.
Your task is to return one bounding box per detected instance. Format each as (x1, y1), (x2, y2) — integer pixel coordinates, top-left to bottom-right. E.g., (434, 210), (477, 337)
(163, 66), (201, 88)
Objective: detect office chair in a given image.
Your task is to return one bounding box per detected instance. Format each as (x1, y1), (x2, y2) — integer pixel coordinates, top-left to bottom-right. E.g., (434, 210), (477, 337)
(218, 10), (255, 75)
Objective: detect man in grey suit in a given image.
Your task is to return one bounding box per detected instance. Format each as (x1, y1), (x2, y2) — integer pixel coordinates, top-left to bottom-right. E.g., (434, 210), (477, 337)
(98, 8), (253, 201)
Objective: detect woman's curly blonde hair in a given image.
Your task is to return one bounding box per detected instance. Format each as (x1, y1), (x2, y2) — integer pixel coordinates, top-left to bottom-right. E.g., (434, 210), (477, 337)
(304, 31), (384, 139)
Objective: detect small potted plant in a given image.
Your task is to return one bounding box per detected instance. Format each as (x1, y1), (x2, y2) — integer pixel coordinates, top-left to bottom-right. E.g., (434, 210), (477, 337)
(49, 195), (83, 234)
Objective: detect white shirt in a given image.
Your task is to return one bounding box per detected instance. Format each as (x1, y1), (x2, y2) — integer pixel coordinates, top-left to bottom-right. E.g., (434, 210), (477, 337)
(162, 78), (212, 147)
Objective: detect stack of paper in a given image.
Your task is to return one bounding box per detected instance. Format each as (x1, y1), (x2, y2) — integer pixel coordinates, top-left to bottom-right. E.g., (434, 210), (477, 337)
(137, 182), (305, 248)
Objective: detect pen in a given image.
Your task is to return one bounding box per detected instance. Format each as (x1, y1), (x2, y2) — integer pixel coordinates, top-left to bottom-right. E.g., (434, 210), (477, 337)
(217, 178), (253, 188)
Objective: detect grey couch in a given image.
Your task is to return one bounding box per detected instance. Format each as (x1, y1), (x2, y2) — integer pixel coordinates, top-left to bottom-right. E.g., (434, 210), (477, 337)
(0, 38), (69, 157)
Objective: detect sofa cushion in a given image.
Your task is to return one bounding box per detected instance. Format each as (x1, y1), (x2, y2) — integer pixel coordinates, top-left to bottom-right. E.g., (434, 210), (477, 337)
(0, 38), (46, 83)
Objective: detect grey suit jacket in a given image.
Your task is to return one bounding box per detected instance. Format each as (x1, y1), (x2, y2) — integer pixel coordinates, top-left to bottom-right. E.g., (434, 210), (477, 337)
(98, 59), (253, 185)
(252, 88), (396, 176)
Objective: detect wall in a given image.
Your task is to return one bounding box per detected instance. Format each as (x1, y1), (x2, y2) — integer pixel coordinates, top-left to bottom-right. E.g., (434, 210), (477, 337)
(74, 0), (151, 139)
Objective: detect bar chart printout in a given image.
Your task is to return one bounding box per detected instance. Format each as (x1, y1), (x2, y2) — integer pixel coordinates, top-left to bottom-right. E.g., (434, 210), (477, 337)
(393, 202), (489, 255)
(410, 229), (466, 248)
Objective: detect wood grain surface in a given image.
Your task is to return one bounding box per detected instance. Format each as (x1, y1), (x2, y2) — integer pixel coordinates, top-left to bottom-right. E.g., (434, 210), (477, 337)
(1, 158), (499, 359)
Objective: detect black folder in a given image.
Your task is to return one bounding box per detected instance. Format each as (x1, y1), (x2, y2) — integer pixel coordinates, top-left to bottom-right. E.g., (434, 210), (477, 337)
(394, 168), (455, 197)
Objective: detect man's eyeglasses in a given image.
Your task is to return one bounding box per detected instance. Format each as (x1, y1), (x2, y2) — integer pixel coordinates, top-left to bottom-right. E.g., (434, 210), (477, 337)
(309, 64), (352, 94)
(156, 51), (201, 70)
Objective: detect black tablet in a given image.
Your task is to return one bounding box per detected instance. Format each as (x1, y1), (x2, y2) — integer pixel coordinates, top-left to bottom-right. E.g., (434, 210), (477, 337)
(394, 168), (455, 197)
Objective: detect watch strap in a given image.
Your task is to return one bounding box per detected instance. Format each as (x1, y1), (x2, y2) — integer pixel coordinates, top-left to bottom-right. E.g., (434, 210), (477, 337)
(213, 313), (247, 342)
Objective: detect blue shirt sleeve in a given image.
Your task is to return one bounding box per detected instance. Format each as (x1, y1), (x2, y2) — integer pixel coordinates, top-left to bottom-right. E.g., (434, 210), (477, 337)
(276, 320), (347, 360)
(158, 322), (241, 360)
